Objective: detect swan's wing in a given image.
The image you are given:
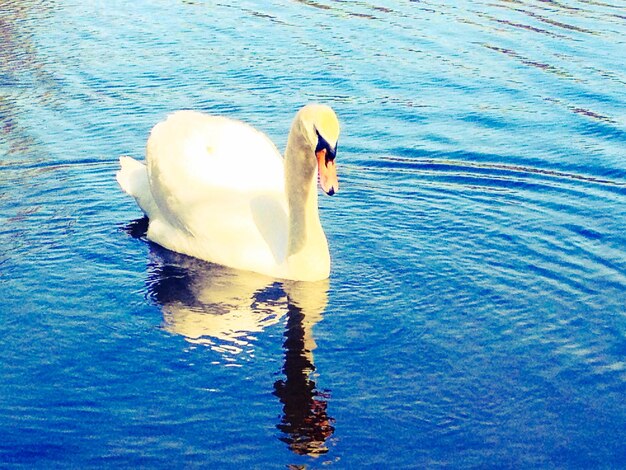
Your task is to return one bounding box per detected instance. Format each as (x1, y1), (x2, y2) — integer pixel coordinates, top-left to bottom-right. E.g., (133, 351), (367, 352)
(146, 110), (285, 230)
(143, 111), (288, 273)
(147, 110), (283, 193)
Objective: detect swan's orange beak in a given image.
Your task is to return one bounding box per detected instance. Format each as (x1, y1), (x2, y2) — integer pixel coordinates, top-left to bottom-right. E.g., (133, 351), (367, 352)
(316, 149), (338, 196)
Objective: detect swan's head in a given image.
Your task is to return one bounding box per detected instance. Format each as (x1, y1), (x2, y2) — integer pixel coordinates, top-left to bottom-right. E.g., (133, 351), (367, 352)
(298, 104), (340, 196)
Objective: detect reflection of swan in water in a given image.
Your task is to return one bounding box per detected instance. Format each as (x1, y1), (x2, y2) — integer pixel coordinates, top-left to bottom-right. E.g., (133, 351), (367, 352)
(146, 241), (288, 355)
(127, 217), (334, 454)
(275, 281), (336, 456)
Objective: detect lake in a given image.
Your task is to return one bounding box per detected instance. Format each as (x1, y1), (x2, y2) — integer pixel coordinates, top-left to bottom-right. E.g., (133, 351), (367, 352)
(1, 0), (625, 467)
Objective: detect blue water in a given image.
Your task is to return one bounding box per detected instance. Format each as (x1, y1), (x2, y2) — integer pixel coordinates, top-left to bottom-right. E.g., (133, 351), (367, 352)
(1, 0), (625, 467)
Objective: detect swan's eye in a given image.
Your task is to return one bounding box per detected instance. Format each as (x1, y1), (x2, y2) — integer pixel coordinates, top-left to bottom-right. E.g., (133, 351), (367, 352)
(315, 130), (337, 165)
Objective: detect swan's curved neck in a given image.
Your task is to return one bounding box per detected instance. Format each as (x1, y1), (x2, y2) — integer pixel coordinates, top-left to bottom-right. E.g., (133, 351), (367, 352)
(283, 120), (330, 281)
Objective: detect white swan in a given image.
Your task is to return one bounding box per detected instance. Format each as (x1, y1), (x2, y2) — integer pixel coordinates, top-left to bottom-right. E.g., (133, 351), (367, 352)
(117, 104), (340, 281)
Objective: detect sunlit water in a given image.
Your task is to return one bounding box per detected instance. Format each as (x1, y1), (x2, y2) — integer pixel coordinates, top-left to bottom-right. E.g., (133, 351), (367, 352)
(1, 0), (625, 467)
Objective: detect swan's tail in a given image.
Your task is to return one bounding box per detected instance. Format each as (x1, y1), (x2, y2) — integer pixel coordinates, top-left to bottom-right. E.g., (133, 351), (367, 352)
(117, 156), (155, 217)
(117, 156), (146, 196)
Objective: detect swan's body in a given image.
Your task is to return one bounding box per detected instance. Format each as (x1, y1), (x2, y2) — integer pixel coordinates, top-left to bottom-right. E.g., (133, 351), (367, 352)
(117, 104), (340, 281)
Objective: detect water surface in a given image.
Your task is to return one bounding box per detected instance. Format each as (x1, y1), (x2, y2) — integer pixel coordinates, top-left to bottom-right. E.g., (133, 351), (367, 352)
(1, 0), (625, 467)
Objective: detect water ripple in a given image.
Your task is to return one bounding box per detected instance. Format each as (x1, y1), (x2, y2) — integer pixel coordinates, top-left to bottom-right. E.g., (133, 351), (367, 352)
(2, 0), (626, 467)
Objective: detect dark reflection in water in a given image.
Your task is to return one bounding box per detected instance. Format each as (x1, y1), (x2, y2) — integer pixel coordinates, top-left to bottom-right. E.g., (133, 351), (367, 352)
(274, 283), (335, 456)
(125, 218), (334, 455)
(123, 215), (150, 238)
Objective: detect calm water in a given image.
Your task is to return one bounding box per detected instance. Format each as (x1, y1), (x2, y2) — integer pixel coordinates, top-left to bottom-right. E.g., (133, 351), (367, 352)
(1, 0), (625, 467)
